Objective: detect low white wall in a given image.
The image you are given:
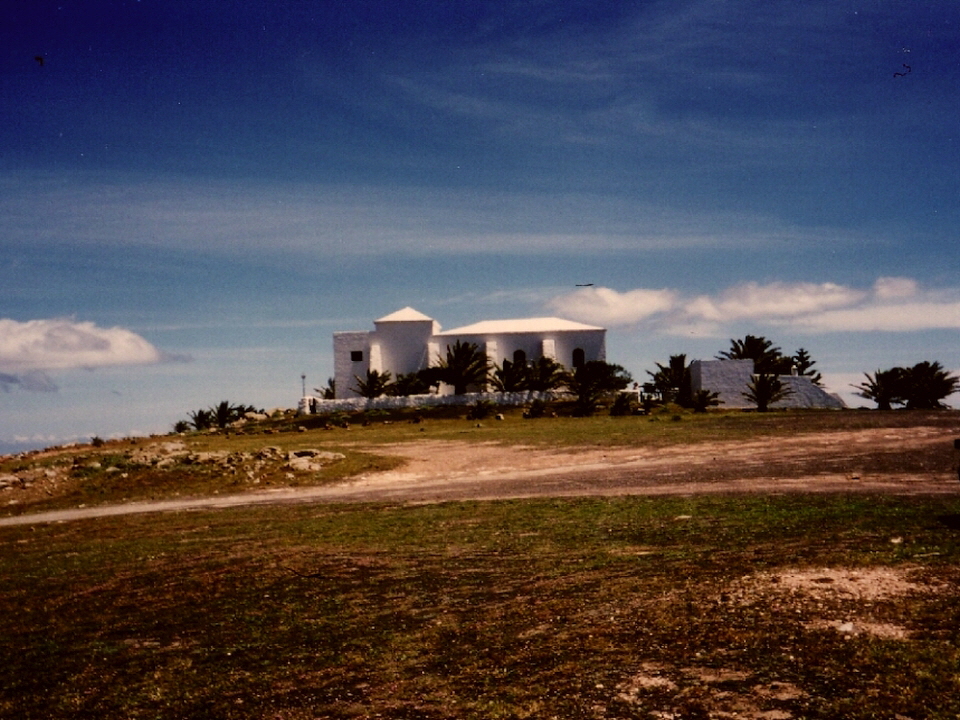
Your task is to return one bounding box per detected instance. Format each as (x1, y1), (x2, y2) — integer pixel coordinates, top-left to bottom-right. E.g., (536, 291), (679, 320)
(297, 390), (567, 415)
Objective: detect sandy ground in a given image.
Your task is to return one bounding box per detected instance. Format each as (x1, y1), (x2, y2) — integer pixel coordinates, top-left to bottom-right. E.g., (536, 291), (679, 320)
(2, 424), (958, 527)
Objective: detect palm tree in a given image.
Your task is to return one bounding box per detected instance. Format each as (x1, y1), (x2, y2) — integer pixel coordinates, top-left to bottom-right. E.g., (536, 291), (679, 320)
(719, 335), (791, 375)
(315, 377), (336, 399)
(390, 372), (431, 397)
(647, 354), (693, 406)
(568, 361), (633, 416)
(527, 356), (567, 392)
(490, 359), (530, 392)
(902, 361), (959, 409)
(188, 408), (213, 430)
(691, 389), (722, 413)
(853, 368), (907, 410)
(352, 369), (393, 399)
(437, 340), (490, 394)
(211, 400), (237, 429)
(743, 374), (793, 412)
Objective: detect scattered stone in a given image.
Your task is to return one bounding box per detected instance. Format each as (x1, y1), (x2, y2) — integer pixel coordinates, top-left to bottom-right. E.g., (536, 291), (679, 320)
(283, 450), (345, 473)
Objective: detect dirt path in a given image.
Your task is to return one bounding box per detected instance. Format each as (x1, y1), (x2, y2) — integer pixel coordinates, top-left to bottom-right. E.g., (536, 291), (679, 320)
(2, 426), (958, 526)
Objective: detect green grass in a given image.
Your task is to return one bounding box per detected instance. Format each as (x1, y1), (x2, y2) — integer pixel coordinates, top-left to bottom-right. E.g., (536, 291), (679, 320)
(290, 405), (959, 448)
(3, 407), (958, 516)
(3, 494), (960, 719)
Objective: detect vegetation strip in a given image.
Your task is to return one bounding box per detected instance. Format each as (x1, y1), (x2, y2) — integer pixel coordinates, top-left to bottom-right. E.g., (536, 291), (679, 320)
(3, 494), (960, 719)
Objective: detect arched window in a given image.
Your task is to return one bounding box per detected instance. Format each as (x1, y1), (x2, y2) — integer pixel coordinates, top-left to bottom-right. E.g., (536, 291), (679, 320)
(512, 349), (527, 366)
(572, 348), (585, 368)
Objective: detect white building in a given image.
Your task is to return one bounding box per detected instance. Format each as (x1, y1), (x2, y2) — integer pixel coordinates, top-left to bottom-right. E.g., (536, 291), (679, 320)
(689, 359), (845, 409)
(333, 307), (606, 399)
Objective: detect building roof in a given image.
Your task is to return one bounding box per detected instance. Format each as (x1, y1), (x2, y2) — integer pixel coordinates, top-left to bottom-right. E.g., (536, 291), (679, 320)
(375, 306), (434, 323)
(438, 316), (604, 335)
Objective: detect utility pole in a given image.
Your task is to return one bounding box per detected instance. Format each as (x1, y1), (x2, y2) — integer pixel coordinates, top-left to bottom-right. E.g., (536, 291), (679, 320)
(301, 374), (306, 397)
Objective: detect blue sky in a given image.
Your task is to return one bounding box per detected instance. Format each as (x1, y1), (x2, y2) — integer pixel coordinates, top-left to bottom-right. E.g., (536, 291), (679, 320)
(3, 1), (959, 452)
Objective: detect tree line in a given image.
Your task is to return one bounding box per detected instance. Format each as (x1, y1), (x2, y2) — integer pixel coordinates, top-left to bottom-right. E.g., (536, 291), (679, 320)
(174, 401), (263, 433)
(854, 362), (959, 410)
(648, 334), (958, 412)
(335, 335), (957, 417)
(343, 340), (633, 416)
(646, 335), (824, 413)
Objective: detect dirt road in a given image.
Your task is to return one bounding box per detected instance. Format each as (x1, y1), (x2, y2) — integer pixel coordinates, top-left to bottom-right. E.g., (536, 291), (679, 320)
(2, 425), (958, 526)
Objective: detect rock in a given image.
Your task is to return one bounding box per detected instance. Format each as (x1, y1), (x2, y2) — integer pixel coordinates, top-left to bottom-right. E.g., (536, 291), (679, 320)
(244, 412), (268, 421)
(283, 450), (345, 473)
(287, 449), (344, 461)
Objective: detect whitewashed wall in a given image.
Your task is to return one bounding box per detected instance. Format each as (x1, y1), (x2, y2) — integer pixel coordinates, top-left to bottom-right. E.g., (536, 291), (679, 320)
(298, 390), (568, 415)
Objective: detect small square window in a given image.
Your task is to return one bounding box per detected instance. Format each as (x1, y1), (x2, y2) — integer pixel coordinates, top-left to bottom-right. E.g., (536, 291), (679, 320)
(350, 350), (364, 362)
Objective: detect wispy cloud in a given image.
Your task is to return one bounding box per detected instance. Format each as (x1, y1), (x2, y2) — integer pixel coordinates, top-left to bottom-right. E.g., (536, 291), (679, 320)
(2, 173), (864, 260)
(0, 318), (174, 392)
(547, 277), (960, 336)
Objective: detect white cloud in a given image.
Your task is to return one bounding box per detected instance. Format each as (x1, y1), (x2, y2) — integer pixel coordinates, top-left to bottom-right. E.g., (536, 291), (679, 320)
(792, 301), (960, 333)
(546, 286), (677, 327)
(0, 318), (168, 392)
(685, 281), (866, 322)
(547, 278), (960, 335)
(873, 276), (918, 299)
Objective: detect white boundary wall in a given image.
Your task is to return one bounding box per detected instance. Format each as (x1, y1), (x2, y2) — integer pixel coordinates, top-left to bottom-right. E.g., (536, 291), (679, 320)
(298, 390), (568, 415)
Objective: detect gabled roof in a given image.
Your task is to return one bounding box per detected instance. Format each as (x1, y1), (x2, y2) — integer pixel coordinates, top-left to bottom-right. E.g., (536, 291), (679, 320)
(438, 316), (604, 335)
(375, 307), (434, 323)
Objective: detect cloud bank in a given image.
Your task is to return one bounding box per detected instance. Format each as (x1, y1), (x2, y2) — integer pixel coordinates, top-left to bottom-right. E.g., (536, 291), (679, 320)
(547, 278), (960, 336)
(0, 318), (168, 392)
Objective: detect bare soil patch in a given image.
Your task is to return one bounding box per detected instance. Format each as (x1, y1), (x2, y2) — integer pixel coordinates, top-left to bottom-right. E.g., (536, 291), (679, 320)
(347, 424), (960, 500)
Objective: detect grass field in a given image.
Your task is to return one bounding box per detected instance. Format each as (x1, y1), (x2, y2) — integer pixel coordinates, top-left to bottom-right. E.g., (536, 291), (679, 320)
(2, 496), (960, 718)
(2, 410), (960, 718)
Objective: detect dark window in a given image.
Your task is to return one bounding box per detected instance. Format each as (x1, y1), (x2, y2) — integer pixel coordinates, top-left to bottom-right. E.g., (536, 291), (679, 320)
(512, 349), (527, 366)
(572, 348), (585, 368)
(351, 350), (363, 362)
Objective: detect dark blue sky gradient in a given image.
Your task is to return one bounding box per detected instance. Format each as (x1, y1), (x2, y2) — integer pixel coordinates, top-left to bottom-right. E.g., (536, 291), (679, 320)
(2, 1), (958, 447)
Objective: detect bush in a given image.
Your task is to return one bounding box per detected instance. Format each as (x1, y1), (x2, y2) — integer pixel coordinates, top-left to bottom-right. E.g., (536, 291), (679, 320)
(466, 400), (494, 420)
(609, 393), (636, 416)
(692, 389), (721, 413)
(524, 399), (549, 419)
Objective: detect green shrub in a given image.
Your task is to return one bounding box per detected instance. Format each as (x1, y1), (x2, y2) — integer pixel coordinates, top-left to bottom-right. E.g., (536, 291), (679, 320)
(466, 400), (494, 420)
(524, 398), (549, 419)
(609, 393), (636, 416)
